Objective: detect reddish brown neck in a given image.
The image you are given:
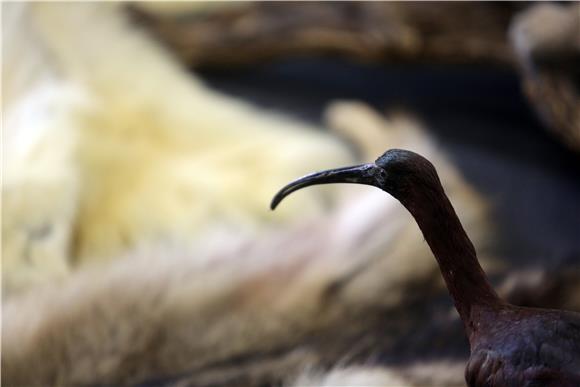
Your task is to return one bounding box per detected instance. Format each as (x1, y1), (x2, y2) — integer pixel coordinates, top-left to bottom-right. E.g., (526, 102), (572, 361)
(399, 184), (502, 334)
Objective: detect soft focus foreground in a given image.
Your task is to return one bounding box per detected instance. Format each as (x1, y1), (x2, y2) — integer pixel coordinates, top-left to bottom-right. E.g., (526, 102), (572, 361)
(2, 2), (579, 386)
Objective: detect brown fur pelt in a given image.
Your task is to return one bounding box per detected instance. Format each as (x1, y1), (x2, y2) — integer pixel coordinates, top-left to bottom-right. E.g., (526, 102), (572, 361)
(129, 2), (516, 67)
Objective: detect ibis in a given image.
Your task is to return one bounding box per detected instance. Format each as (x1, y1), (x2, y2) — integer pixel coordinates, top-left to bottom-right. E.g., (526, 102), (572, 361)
(271, 149), (580, 386)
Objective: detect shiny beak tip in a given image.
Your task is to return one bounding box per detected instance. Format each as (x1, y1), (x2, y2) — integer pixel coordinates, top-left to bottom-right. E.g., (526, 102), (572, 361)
(270, 193), (283, 211)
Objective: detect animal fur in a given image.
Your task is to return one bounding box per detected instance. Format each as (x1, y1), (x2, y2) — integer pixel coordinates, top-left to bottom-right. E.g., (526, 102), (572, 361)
(2, 2), (350, 294)
(509, 3), (580, 152)
(2, 2), (496, 386)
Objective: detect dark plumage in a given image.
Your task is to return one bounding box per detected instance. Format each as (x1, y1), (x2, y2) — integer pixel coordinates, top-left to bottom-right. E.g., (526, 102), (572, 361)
(271, 149), (580, 387)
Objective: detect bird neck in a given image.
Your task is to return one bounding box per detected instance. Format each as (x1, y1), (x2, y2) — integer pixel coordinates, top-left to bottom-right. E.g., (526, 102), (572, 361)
(399, 183), (502, 333)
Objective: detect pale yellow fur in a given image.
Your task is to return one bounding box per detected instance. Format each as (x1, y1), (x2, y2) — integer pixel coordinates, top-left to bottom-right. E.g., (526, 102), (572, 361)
(2, 2), (350, 293)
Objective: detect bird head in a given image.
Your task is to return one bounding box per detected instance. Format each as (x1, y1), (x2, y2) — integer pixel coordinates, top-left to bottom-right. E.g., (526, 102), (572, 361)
(270, 149), (442, 211)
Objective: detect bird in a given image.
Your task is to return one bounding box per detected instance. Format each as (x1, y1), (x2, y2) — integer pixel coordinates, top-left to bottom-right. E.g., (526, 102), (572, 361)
(271, 148), (580, 387)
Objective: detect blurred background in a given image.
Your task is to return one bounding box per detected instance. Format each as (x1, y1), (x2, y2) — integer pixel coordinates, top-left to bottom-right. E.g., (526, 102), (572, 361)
(2, 2), (579, 386)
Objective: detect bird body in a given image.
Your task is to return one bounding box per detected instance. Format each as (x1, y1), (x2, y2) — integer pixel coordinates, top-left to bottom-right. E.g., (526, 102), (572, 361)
(466, 306), (580, 386)
(272, 149), (580, 387)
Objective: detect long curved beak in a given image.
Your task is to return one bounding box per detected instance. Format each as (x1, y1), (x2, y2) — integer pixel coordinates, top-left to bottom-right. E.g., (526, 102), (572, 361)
(270, 163), (383, 210)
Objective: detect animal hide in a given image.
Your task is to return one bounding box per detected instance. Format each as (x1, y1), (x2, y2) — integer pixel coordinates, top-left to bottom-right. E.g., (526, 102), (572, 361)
(509, 3), (580, 152)
(2, 2), (350, 294)
(2, 2), (495, 386)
